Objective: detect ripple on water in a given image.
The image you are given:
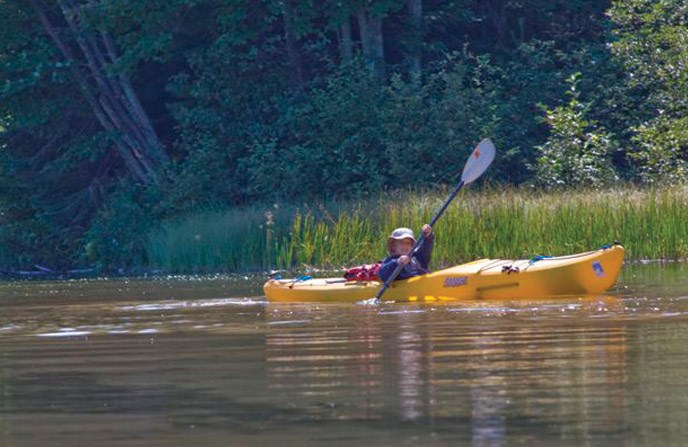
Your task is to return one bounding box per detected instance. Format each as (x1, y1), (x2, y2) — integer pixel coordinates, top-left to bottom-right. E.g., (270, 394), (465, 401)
(36, 329), (91, 338)
(119, 297), (264, 312)
(267, 320), (311, 326)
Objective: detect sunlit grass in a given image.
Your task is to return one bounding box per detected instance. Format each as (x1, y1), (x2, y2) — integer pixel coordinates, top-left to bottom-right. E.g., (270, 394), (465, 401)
(146, 185), (688, 273)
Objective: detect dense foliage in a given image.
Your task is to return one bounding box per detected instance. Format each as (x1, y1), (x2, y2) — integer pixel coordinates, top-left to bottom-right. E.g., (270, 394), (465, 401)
(0, 0), (684, 271)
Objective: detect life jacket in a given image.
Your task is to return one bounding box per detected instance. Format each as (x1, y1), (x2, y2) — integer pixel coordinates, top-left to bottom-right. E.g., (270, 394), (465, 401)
(344, 261), (382, 282)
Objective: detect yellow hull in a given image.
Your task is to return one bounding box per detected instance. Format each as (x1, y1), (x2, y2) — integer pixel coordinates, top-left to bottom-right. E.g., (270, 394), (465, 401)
(264, 244), (625, 303)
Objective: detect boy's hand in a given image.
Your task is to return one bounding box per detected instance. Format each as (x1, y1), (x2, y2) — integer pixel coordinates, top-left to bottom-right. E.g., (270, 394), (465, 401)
(422, 224), (432, 235)
(399, 255), (411, 265)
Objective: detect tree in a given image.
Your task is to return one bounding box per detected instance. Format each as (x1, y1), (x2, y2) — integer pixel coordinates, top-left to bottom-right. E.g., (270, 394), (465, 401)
(534, 74), (618, 188)
(0, 0), (184, 267)
(609, 0), (688, 182)
(405, 0), (423, 81)
(28, 0), (168, 185)
(356, 2), (389, 81)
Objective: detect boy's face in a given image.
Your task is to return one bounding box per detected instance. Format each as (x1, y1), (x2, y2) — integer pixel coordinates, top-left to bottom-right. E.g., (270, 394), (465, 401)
(391, 238), (414, 256)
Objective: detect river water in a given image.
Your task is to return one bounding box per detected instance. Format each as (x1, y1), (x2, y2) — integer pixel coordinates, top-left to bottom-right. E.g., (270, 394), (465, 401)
(1, 263), (688, 446)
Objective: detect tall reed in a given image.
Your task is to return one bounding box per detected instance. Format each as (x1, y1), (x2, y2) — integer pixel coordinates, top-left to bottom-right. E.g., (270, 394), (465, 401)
(146, 185), (688, 273)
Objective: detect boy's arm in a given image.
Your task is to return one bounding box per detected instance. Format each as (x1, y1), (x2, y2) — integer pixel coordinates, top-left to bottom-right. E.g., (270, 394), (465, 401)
(415, 233), (434, 269)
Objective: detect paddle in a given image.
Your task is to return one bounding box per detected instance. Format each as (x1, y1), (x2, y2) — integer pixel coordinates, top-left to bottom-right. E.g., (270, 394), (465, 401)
(373, 138), (496, 303)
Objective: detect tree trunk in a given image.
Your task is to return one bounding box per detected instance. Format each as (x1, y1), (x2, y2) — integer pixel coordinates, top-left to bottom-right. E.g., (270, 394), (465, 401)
(356, 8), (385, 81)
(370, 14), (385, 80)
(406, 0), (423, 83)
(282, 0), (306, 91)
(485, 0), (507, 46)
(356, 9), (371, 62)
(339, 18), (353, 64)
(29, 0), (167, 185)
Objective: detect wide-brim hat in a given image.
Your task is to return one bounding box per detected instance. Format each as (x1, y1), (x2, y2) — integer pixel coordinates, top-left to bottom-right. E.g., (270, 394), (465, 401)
(387, 227), (416, 248)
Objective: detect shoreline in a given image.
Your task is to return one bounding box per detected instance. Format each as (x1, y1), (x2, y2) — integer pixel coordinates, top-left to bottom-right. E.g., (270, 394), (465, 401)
(147, 185), (688, 273)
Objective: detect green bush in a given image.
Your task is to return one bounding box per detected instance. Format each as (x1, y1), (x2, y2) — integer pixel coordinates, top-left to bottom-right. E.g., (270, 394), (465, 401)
(534, 73), (618, 188)
(81, 184), (159, 272)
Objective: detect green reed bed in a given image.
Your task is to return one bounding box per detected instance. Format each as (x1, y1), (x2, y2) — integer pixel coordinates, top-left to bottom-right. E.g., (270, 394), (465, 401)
(146, 186), (688, 273)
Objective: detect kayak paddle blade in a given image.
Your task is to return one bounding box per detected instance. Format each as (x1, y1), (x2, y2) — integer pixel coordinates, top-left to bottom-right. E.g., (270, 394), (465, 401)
(461, 138), (495, 184)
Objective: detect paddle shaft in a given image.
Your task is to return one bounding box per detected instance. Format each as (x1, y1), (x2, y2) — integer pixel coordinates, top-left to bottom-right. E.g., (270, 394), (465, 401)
(374, 180), (466, 302)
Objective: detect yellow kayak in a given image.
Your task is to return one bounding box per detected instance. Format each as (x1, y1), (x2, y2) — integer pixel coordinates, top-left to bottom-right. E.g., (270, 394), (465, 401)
(263, 244), (625, 303)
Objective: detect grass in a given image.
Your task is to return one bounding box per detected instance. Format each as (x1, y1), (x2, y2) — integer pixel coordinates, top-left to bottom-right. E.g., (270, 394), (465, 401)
(146, 185), (688, 273)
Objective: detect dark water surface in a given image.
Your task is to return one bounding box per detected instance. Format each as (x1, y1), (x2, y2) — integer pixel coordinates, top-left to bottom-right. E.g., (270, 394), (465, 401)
(2, 264), (688, 446)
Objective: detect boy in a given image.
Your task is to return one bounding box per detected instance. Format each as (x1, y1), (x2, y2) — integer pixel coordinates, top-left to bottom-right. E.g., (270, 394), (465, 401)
(378, 224), (433, 282)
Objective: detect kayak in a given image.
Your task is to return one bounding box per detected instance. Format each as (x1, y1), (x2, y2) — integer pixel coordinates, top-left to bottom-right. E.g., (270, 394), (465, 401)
(263, 243), (625, 303)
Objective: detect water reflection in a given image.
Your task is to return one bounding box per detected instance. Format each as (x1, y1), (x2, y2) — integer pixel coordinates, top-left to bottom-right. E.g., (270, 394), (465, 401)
(265, 297), (630, 445)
